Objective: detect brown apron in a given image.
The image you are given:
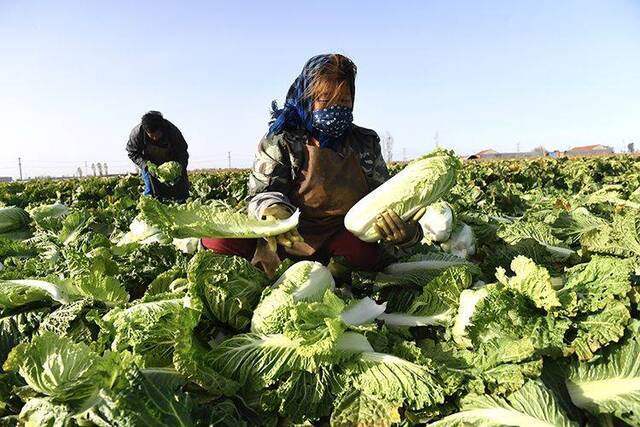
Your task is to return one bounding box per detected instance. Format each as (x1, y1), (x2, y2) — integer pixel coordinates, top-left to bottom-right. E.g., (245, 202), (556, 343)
(286, 143), (369, 256)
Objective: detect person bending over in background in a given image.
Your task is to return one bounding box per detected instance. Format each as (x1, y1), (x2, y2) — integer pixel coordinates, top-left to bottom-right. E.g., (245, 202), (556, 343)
(202, 54), (423, 275)
(126, 111), (190, 202)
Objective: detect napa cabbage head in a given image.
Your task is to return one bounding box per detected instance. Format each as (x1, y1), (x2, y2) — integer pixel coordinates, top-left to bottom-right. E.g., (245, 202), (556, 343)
(187, 251), (269, 330)
(441, 223), (476, 259)
(251, 261), (335, 334)
(3, 332), (120, 404)
(102, 293), (197, 367)
(419, 201), (455, 243)
(0, 206), (30, 234)
(0, 273), (128, 309)
(146, 161), (182, 185)
(28, 203), (69, 232)
(283, 290), (386, 357)
(345, 148), (460, 242)
(376, 265), (472, 327)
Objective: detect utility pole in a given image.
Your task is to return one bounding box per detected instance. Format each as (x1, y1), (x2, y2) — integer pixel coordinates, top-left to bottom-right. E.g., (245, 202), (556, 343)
(85, 161), (88, 176)
(517, 142), (520, 153)
(382, 131), (394, 162)
(402, 148), (407, 162)
(18, 157), (23, 180)
(434, 132), (440, 148)
(227, 151), (231, 169)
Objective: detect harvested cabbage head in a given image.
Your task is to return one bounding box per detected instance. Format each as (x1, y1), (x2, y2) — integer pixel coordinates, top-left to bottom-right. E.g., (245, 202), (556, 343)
(0, 206), (30, 234)
(147, 161), (182, 185)
(251, 261), (335, 334)
(345, 149), (460, 242)
(419, 201), (455, 243)
(441, 223), (476, 259)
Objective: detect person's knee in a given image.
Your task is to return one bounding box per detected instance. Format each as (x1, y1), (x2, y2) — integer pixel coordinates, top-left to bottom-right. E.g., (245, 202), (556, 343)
(201, 238), (255, 259)
(343, 246), (379, 270)
(329, 231), (379, 270)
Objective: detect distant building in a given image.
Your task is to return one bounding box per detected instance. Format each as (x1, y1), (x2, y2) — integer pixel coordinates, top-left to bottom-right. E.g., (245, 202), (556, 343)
(471, 149), (499, 158)
(566, 144), (614, 156)
(0, 177), (12, 183)
(467, 149), (538, 160)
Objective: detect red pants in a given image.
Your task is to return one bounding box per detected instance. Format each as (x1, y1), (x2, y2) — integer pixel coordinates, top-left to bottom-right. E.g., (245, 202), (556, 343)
(201, 229), (379, 270)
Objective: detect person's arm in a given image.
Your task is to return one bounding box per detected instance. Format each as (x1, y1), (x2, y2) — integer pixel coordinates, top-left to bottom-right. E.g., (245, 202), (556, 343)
(169, 123), (189, 169)
(126, 125), (147, 170)
(367, 134), (391, 190)
(247, 134), (296, 219)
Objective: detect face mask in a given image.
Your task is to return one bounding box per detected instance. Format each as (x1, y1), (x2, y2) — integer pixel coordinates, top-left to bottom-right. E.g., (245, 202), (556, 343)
(311, 105), (353, 138)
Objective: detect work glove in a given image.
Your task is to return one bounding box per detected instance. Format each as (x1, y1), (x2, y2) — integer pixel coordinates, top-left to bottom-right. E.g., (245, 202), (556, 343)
(251, 204), (304, 278)
(262, 205), (304, 251)
(373, 207), (426, 245)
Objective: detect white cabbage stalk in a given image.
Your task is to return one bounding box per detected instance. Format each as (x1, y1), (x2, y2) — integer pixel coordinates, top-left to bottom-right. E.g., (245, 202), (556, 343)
(341, 297), (387, 326)
(384, 252), (469, 274)
(117, 218), (168, 246)
(272, 261), (336, 299)
(550, 276), (564, 290)
(472, 280), (486, 289)
(377, 311), (452, 327)
(452, 287), (489, 348)
(420, 201), (454, 243)
(8, 279), (70, 304)
(441, 223), (476, 259)
(172, 238), (199, 254)
(543, 244), (574, 259)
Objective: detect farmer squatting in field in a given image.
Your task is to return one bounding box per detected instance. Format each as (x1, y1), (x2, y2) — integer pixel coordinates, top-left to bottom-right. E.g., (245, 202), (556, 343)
(202, 54), (425, 276)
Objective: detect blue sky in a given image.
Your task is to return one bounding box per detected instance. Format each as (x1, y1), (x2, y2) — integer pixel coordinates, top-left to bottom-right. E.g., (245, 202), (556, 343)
(1, 0), (639, 178)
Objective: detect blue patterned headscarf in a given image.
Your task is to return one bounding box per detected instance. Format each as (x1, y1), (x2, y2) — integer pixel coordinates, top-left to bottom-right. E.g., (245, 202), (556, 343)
(268, 54), (357, 150)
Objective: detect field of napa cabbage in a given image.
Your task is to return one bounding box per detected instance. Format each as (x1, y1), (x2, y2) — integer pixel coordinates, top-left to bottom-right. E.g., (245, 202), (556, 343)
(1, 154), (640, 426)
